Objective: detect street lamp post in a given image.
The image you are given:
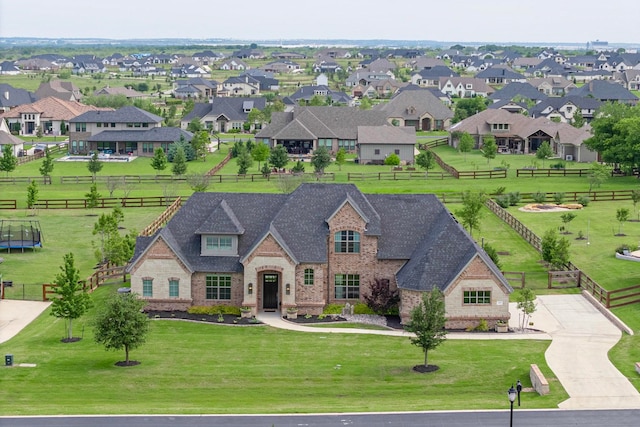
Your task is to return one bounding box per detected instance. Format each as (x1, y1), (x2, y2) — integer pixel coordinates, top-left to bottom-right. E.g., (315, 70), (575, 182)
(508, 384), (517, 427)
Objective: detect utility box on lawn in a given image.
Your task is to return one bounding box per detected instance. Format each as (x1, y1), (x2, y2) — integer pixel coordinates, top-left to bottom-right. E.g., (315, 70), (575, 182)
(5, 354), (14, 366)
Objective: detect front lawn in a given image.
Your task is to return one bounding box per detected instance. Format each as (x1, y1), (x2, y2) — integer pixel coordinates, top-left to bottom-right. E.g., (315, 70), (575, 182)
(0, 285), (564, 415)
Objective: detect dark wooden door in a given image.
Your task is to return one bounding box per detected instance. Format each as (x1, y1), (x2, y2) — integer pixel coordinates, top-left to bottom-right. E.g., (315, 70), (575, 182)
(263, 274), (278, 310)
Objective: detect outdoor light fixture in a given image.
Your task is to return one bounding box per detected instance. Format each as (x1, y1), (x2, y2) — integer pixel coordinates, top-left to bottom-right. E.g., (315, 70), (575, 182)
(508, 384), (517, 427)
(285, 283), (291, 295)
(516, 379), (522, 406)
(248, 283), (253, 295)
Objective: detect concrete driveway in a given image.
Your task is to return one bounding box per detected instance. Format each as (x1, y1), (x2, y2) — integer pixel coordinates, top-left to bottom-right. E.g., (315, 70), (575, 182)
(532, 295), (640, 409)
(0, 300), (50, 344)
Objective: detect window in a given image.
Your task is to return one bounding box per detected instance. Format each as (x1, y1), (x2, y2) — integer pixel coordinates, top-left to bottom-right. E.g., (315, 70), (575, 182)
(232, 122), (243, 130)
(142, 279), (153, 297)
(374, 149), (380, 155)
(97, 123), (102, 128)
(206, 236), (233, 251)
(143, 142), (154, 153)
(125, 142), (138, 152)
(206, 275), (232, 300)
(318, 138), (332, 148)
(334, 230), (360, 253)
(338, 139), (356, 150)
(110, 123), (116, 128)
(463, 290), (491, 305)
(169, 279), (179, 297)
(304, 268), (314, 285)
(394, 149), (400, 155)
(335, 274), (360, 299)
(75, 123), (86, 132)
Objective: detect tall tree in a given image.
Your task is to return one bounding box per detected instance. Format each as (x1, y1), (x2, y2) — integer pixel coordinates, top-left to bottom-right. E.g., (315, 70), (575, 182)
(269, 144), (289, 170)
(85, 183), (102, 211)
(236, 144), (253, 175)
(150, 147), (168, 172)
(0, 144), (17, 177)
(405, 289), (447, 370)
(541, 228), (570, 269)
(39, 147), (54, 184)
(584, 103), (640, 170)
(87, 152), (103, 181)
(536, 141), (553, 168)
(588, 162), (610, 192)
(571, 109), (586, 128)
(190, 130), (210, 161)
(480, 135), (497, 164)
(251, 142), (270, 171)
(453, 97), (488, 123)
(171, 146), (187, 176)
(186, 118), (203, 133)
(93, 292), (150, 366)
(455, 191), (485, 237)
(311, 145), (331, 174)
(458, 132), (474, 161)
(50, 253), (92, 341)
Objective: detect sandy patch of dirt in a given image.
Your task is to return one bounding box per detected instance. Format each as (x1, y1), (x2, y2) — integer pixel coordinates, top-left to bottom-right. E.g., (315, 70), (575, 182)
(519, 203), (583, 212)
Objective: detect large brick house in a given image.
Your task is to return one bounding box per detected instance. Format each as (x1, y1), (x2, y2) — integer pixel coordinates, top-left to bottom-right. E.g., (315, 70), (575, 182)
(127, 184), (512, 328)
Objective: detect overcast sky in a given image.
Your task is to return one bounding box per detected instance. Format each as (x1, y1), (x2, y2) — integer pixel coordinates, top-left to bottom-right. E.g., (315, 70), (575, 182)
(1, 0), (638, 45)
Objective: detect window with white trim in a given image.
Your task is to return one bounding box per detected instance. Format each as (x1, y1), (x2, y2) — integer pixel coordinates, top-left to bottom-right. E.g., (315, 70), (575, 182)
(142, 278), (153, 297)
(463, 290), (491, 304)
(169, 279), (179, 298)
(335, 274), (360, 299)
(206, 275), (232, 300)
(334, 230), (360, 253)
(206, 236), (233, 251)
(304, 268), (314, 285)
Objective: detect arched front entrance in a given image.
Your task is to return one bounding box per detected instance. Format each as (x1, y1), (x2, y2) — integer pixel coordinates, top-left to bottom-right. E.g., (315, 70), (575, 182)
(262, 272), (280, 311)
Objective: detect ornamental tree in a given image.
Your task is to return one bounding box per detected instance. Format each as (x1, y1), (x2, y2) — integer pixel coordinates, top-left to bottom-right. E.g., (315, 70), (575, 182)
(405, 289), (447, 370)
(50, 253), (92, 342)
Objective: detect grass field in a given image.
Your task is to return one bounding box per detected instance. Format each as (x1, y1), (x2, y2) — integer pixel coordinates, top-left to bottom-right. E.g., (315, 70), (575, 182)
(0, 284), (564, 415)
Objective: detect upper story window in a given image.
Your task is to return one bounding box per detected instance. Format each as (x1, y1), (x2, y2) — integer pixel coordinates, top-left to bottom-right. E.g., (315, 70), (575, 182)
(491, 123), (509, 132)
(202, 235), (237, 256)
(463, 290), (491, 305)
(75, 123), (87, 132)
(334, 230), (360, 253)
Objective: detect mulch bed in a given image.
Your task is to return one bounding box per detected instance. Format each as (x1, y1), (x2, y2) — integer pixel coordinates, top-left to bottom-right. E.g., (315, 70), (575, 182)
(146, 310), (262, 325)
(286, 314), (347, 324)
(412, 364), (440, 373)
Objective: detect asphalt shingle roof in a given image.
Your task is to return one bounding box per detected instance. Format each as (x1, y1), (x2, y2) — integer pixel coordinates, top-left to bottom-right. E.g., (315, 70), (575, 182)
(87, 127), (192, 142)
(70, 106), (162, 123)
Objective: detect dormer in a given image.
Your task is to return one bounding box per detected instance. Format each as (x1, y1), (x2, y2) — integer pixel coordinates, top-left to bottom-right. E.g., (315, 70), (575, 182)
(195, 200), (245, 256)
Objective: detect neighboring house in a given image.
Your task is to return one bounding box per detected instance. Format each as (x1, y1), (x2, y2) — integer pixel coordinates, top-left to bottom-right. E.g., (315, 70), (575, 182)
(528, 77), (577, 96)
(313, 59), (342, 74)
(174, 78), (218, 99)
(0, 61), (21, 75)
(359, 57), (397, 74)
(0, 118), (25, 157)
(35, 80), (83, 101)
(410, 66), (459, 87)
(511, 57), (543, 71)
(0, 84), (37, 112)
(69, 106), (165, 155)
(219, 75), (260, 96)
(232, 49), (265, 59)
(406, 57), (447, 70)
(191, 50), (225, 65)
(0, 96), (105, 136)
(93, 85), (145, 99)
(488, 82), (548, 104)
(180, 97), (267, 133)
(284, 85), (353, 108)
(345, 71), (395, 88)
(316, 48), (351, 59)
(568, 80), (638, 105)
(170, 65), (209, 78)
(219, 59), (249, 71)
(351, 78), (405, 99)
(612, 70), (640, 91)
(529, 96), (602, 123)
(475, 65), (526, 85)
(255, 106), (388, 154)
(262, 60), (300, 74)
(86, 127), (193, 157)
(72, 61), (106, 74)
(126, 183), (513, 328)
(448, 108), (597, 161)
(373, 88), (454, 131)
(357, 125), (416, 164)
(270, 51), (306, 60)
(438, 77), (494, 98)
(565, 69), (612, 83)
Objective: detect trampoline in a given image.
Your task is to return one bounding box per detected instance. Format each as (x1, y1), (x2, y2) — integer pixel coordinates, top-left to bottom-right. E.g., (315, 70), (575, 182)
(0, 220), (43, 252)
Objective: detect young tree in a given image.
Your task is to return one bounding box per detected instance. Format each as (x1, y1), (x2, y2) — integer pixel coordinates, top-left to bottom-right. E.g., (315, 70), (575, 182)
(291, 160), (305, 174)
(26, 180), (38, 212)
(588, 162), (610, 192)
(335, 147), (346, 171)
(251, 142), (270, 171)
(186, 117), (203, 133)
(167, 137), (196, 161)
(50, 253), (92, 342)
(482, 242), (502, 270)
(560, 212), (577, 234)
(311, 145), (331, 174)
(85, 183), (102, 211)
(236, 144), (253, 174)
(415, 150), (435, 176)
(541, 228), (570, 269)
(150, 147), (168, 172)
(405, 289), (447, 370)
(632, 189), (640, 220)
(572, 109), (586, 128)
(171, 146), (187, 176)
(455, 191), (485, 237)
(87, 152), (103, 181)
(39, 147), (54, 184)
(616, 207), (630, 235)
(458, 132), (474, 161)
(185, 173), (211, 192)
(59, 120), (67, 135)
(269, 145), (289, 170)
(93, 208), (122, 263)
(515, 288), (537, 330)
(93, 292), (150, 366)
(535, 141), (553, 168)
(0, 144), (18, 177)
(480, 136), (497, 164)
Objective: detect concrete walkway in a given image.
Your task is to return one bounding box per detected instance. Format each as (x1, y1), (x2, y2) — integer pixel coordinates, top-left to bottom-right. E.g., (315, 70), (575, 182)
(258, 294), (640, 410)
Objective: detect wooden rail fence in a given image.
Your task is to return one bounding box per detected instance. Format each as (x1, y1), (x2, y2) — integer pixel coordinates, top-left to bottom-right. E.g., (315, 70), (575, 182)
(347, 171), (447, 181)
(516, 168), (591, 177)
(139, 197), (183, 237)
(42, 263), (127, 301)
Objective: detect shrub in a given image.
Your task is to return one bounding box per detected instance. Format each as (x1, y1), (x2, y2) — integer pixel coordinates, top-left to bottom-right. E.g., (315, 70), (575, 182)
(353, 302), (376, 315)
(292, 161), (305, 173)
(577, 196), (590, 207)
(550, 161), (566, 169)
(323, 303), (344, 314)
(553, 192), (565, 204)
(493, 186), (506, 195)
(475, 319), (489, 332)
(615, 243), (638, 254)
(495, 195), (510, 208)
(532, 192), (546, 203)
(508, 192), (521, 206)
(363, 278), (399, 315)
(384, 154), (401, 166)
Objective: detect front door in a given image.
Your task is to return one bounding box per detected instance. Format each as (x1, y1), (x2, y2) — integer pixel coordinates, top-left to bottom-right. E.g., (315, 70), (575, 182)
(263, 273), (279, 311)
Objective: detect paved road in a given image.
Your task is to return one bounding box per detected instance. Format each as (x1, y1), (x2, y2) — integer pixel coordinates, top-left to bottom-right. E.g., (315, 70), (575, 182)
(2, 410), (640, 427)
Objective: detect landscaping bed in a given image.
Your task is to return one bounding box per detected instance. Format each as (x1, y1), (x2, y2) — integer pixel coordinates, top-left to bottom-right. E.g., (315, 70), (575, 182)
(287, 314), (404, 330)
(146, 310), (262, 325)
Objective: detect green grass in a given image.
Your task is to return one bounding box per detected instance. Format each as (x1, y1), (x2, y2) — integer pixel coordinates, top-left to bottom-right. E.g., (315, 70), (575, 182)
(0, 285), (564, 415)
